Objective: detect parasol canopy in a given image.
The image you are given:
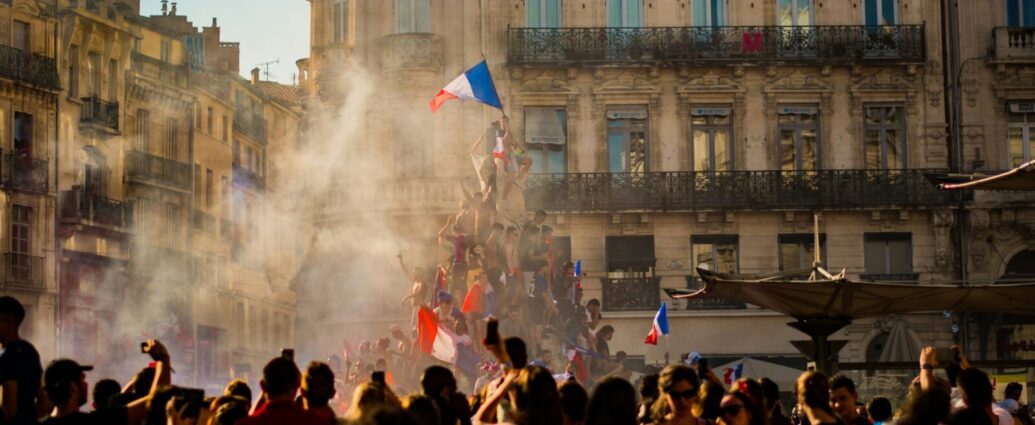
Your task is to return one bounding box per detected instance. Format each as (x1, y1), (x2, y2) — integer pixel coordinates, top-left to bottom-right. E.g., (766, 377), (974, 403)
(930, 159), (1035, 191)
(665, 268), (1035, 320)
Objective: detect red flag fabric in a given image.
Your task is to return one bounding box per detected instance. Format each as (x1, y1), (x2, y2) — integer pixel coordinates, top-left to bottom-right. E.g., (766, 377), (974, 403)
(462, 282), (484, 314)
(417, 306), (439, 355)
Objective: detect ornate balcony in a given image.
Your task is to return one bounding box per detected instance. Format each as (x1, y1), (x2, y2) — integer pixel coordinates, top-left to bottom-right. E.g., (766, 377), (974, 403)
(80, 96), (119, 131)
(380, 33), (443, 72)
(298, 178), (460, 215)
(991, 27), (1035, 61)
(859, 273), (920, 282)
(525, 169), (956, 212)
(125, 150), (191, 191)
(508, 25), (925, 66)
(192, 209), (217, 235)
(602, 277), (660, 312)
(232, 163), (265, 192)
(0, 254), (44, 291)
(0, 44), (59, 89)
(233, 110), (267, 144)
(60, 188), (131, 228)
(1, 154), (48, 193)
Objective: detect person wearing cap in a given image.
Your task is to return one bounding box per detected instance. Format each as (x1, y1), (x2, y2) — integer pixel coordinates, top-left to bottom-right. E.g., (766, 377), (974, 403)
(40, 339), (170, 425)
(0, 296), (42, 425)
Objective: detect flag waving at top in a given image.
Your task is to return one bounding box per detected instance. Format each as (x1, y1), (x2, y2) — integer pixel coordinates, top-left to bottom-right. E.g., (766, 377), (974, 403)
(644, 302), (669, 345)
(430, 60), (503, 113)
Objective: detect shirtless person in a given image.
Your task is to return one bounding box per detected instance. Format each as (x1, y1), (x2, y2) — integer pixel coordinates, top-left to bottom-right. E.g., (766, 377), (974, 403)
(398, 254), (427, 308)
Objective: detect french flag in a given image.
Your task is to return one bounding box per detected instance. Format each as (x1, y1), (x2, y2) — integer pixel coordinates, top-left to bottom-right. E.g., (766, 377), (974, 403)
(429, 61), (502, 113)
(644, 302), (669, 345)
(724, 363), (744, 385)
(416, 306), (481, 378)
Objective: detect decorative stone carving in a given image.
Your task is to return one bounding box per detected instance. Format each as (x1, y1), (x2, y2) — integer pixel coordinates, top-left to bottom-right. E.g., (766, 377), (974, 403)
(970, 209), (991, 271)
(932, 210), (955, 270)
(960, 61), (979, 108)
(380, 33), (443, 72)
(514, 70), (572, 93)
(925, 60), (944, 107)
(766, 70), (833, 92)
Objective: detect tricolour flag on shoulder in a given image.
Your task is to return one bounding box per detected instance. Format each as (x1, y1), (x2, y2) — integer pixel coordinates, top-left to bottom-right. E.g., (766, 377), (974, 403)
(644, 302), (669, 345)
(429, 61), (502, 113)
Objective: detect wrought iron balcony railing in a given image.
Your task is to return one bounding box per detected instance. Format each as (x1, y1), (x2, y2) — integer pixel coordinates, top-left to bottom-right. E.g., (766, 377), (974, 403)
(233, 110), (267, 144)
(991, 27), (1035, 60)
(859, 273), (920, 282)
(80, 96), (119, 131)
(525, 169), (955, 212)
(1, 153), (48, 193)
(0, 44), (59, 89)
(0, 253), (44, 291)
(232, 163), (265, 192)
(60, 187), (131, 228)
(508, 25), (925, 66)
(192, 209), (217, 235)
(125, 150), (192, 191)
(602, 277), (661, 312)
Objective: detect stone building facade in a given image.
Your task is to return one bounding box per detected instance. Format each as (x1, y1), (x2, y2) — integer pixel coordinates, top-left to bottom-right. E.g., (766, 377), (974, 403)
(299, 0), (1035, 384)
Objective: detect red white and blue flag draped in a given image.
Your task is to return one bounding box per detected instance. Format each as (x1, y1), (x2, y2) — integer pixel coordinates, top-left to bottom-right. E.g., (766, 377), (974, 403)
(724, 363), (744, 385)
(429, 60), (503, 113)
(416, 306), (481, 378)
(644, 302), (669, 345)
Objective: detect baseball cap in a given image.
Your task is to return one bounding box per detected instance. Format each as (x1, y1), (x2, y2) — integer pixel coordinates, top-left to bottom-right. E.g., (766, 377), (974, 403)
(44, 359), (94, 392)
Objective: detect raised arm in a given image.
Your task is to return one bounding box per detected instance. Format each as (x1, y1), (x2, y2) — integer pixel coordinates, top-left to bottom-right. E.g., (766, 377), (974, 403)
(438, 215), (456, 240)
(470, 136), (484, 155)
(126, 339), (172, 424)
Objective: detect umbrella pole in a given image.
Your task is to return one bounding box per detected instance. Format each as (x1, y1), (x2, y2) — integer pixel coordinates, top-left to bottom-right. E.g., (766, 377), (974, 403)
(789, 318), (851, 375)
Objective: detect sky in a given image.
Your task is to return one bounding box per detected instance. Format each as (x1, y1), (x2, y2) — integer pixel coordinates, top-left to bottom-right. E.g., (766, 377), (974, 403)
(141, 0), (309, 85)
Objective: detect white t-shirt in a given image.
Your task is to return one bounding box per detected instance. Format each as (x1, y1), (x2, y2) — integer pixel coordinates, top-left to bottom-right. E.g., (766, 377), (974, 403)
(993, 403), (1015, 425)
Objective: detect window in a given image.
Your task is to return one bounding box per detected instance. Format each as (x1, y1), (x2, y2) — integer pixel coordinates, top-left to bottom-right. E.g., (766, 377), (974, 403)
(137, 109), (150, 151)
(221, 176), (230, 218)
(607, 106), (648, 173)
(207, 107), (214, 134)
(107, 60), (118, 100)
(222, 116), (229, 142)
(777, 106), (820, 171)
(693, 0), (727, 27)
(160, 39), (171, 62)
(778, 0), (813, 26)
(9, 206), (30, 282)
(608, 0), (643, 27)
(165, 203), (179, 245)
(395, 0), (431, 33)
(194, 165), (202, 204)
(527, 0), (562, 27)
(525, 107), (567, 173)
(12, 21), (29, 52)
(690, 107), (733, 172)
(165, 118), (178, 159)
(605, 236), (655, 277)
(333, 0), (349, 43)
(864, 233), (913, 276)
(206, 169), (214, 208)
(864, 0), (898, 25)
(88, 53), (101, 96)
(779, 234), (827, 271)
(863, 105), (906, 170)
(235, 303), (245, 345)
(14, 112), (33, 157)
(233, 140), (241, 164)
(195, 105), (202, 129)
(68, 45), (79, 98)
(10, 206), (31, 255)
(1008, 103), (1035, 166)
(1007, 0), (1035, 27)
(691, 235), (738, 277)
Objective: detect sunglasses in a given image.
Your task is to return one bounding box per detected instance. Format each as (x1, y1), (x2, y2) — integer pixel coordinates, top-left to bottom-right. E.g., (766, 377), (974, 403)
(667, 389), (697, 400)
(721, 404), (744, 417)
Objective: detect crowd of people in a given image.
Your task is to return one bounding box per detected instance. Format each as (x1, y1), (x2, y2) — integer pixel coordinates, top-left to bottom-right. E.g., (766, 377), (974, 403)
(0, 115), (1031, 425)
(0, 289), (1033, 425)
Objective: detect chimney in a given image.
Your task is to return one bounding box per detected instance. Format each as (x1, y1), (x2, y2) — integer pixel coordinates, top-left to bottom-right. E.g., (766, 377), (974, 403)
(170, 2), (177, 15)
(161, 0), (168, 15)
(212, 18), (217, 27)
(251, 67), (260, 84)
